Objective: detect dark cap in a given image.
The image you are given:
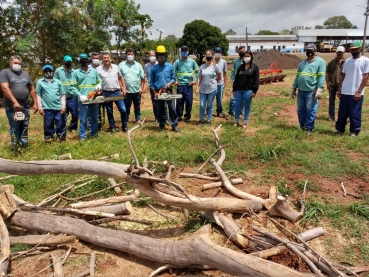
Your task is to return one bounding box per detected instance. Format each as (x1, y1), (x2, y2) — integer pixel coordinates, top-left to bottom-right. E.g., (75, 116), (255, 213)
(305, 44), (317, 51)
(42, 65), (53, 71)
(181, 45), (188, 51)
(214, 47), (222, 52)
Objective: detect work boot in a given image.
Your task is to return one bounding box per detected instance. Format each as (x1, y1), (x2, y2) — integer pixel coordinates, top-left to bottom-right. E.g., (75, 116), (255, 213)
(172, 126), (180, 132)
(159, 124), (165, 131)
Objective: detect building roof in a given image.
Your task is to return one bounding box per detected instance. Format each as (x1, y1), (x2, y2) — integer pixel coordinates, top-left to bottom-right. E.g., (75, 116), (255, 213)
(226, 35), (297, 42)
(295, 29), (368, 40)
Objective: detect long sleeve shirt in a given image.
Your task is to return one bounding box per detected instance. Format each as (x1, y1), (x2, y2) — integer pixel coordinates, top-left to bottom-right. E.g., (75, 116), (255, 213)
(173, 58), (199, 85)
(230, 57), (243, 82)
(54, 66), (74, 98)
(292, 56), (326, 91)
(69, 67), (101, 97)
(150, 62), (175, 91)
(233, 63), (259, 93)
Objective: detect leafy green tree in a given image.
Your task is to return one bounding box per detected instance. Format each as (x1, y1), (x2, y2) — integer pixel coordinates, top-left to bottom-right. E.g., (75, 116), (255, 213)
(315, 25), (324, 29)
(323, 16), (357, 29)
(279, 29), (293, 35)
(256, 30), (279, 35)
(177, 20), (228, 65)
(223, 29), (236, 35)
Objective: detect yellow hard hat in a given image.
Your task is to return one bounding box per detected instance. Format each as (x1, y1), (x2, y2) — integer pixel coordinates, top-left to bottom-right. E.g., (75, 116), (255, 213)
(156, 45), (166, 53)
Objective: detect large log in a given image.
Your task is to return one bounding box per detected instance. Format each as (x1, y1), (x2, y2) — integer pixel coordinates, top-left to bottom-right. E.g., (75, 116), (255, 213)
(10, 234), (77, 246)
(7, 211), (313, 277)
(0, 159), (263, 214)
(0, 216), (10, 277)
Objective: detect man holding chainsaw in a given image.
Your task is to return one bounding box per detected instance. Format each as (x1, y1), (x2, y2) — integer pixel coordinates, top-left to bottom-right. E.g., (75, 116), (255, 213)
(69, 53), (102, 140)
(150, 45), (180, 132)
(97, 52), (128, 132)
(0, 55), (38, 149)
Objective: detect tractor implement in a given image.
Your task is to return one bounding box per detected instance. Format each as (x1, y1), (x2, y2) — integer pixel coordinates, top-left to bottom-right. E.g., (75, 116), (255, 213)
(259, 62), (286, 84)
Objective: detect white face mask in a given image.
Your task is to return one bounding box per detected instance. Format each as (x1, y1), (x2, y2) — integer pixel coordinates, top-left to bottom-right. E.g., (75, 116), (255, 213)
(244, 57), (251, 63)
(127, 55), (134, 62)
(12, 64), (22, 72)
(149, 56), (156, 63)
(92, 59), (100, 65)
(214, 53), (221, 58)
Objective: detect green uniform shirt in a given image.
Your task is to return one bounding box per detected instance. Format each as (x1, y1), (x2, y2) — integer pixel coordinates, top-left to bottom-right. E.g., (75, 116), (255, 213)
(54, 66), (74, 98)
(173, 58), (199, 85)
(36, 78), (65, 110)
(69, 67), (101, 97)
(230, 57), (242, 82)
(292, 56), (326, 91)
(118, 61), (144, 93)
(326, 58), (344, 86)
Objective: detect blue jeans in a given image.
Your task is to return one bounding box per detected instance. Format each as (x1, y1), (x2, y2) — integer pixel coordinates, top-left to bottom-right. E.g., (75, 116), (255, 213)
(156, 99), (178, 127)
(64, 96), (79, 131)
(176, 85), (193, 120)
(44, 109), (66, 141)
(328, 85), (339, 119)
(335, 94), (364, 133)
(199, 90), (217, 121)
(215, 84), (224, 115)
(124, 93), (141, 122)
(150, 88), (168, 121)
(5, 107), (30, 147)
(235, 90), (253, 123)
(228, 93), (236, 115)
(297, 90), (318, 131)
(103, 90), (127, 130)
(79, 102), (99, 139)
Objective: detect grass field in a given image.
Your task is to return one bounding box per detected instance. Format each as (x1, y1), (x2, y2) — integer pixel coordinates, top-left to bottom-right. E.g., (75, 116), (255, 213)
(1, 54), (369, 276)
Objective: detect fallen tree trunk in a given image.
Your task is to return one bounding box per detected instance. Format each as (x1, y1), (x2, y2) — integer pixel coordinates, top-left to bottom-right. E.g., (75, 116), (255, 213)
(81, 202), (132, 215)
(7, 211), (313, 277)
(10, 234), (77, 246)
(0, 216), (10, 277)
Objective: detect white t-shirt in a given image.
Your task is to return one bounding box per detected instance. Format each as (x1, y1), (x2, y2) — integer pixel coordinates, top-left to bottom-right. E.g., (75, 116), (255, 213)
(341, 56), (369, 95)
(96, 64), (122, 91)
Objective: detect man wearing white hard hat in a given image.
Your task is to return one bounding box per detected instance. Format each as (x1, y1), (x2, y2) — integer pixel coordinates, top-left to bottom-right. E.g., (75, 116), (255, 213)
(326, 46), (345, 121)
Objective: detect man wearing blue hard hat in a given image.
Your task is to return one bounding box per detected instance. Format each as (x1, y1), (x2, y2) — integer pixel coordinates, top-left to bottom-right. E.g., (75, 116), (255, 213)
(36, 65), (66, 142)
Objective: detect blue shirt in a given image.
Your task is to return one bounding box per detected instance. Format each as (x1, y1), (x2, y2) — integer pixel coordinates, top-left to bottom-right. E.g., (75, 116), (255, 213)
(145, 61), (158, 85)
(150, 62), (175, 91)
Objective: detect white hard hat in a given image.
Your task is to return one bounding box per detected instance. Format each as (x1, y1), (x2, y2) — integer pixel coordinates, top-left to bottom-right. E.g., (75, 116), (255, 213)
(336, 46), (345, 52)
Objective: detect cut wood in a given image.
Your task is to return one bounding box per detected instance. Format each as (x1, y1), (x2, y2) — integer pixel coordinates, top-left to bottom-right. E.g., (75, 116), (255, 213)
(19, 205), (115, 218)
(7, 211), (314, 277)
(50, 252), (63, 277)
(0, 185), (14, 193)
(108, 178), (122, 194)
(82, 202), (132, 215)
(269, 185), (278, 200)
(0, 215), (10, 277)
(89, 251), (96, 277)
(58, 153), (72, 160)
(179, 173), (220, 181)
(98, 153), (119, 161)
(10, 234), (77, 246)
(150, 264), (212, 277)
(201, 178), (243, 190)
(88, 215), (154, 226)
(268, 196), (303, 223)
(297, 227), (325, 242)
(0, 188), (17, 219)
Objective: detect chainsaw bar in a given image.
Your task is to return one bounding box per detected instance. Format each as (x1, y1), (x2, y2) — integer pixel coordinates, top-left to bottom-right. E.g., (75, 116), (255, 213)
(82, 96), (125, 105)
(156, 93), (182, 100)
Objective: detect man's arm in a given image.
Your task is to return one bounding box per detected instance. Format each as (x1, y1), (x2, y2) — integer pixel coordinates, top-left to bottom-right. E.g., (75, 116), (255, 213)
(139, 65), (145, 95)
(1, 82), (20, 107)
(69, 72), (81, 97)
(193, 61), (199, 83)
(28, 84), (38, 112)
(354, 72), (369, 101)
(118, 75), (126, 96)
(325, 61), (331, 90)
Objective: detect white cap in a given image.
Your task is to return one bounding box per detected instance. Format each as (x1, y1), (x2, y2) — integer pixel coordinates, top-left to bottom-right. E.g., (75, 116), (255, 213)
(336, 46), (345, 52)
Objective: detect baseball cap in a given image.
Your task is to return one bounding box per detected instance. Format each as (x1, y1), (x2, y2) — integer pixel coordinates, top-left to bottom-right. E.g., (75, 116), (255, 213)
(214, 47), (222, 52)
(63, 55), (73, 62)
(336, 46), (345, 53)
(79, 53), (89, 60)
(305, 44), (317, 51)
(181, 45), (188, 51)
(42, 65), (53, 71)
(350, 41), (362, 49)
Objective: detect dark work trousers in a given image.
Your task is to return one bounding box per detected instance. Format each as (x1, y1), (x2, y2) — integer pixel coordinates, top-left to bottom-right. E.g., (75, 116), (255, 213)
(124, 93), (141, 122)
(328, 85), (339, 120)
(88, 103), (104, 130)
(44, 109), (66, 141)
(150, 88), (168, 121)
(103, 90), (127, 130)
(176, 85), (193, 120)
(335, 94), (364, 133)
(156, 99), (178, 128)
(64, 96), (79, 131)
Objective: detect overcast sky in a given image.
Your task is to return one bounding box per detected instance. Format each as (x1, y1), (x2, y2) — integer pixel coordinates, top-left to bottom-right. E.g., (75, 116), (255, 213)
(136, 0), (366, 39)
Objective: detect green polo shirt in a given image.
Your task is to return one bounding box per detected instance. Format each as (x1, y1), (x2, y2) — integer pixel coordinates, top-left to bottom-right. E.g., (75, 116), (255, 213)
(118, 61), (144, 93)
(292, 56), (326, 91)
(230, 58), (243, 82)
(173, 57), (199, 85)
(69, 67), (102, 97)
(54, 66), (74, 98)
(36, 77), (64, 110)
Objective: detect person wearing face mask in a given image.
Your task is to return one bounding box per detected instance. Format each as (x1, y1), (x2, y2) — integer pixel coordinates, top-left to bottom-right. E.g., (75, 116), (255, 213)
(90, 52), (101, 69)
(213, 46), (227, 117)
(325, 46), (345, 121)
(36, 65), (66, 142)
(69, 53), (102, 140)
(173, 45), (199, 123)
(89, 52), (104, 130)
(119, 48), (145, 124)
(196, 50), (221, 126)
(335, 41), (369, 137)
(291, 44), (326, 135)
(232, 51), (259, 130)
(54, 55), (79, 133)
(227, 46), (246, 120)
(0, 55), (38, 149)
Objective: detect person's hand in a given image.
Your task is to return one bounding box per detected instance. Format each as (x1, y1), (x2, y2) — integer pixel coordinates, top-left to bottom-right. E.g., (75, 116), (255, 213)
(165, 83), (171, 89)
(175, 81), (180, 86)
(189, 81), (196, 86)
(195, 89), (199, 95)
(95, 84), (102, 91)
(39, 109), (45, 116)
(327, 84), (331, 91)
(251, 93), (256, 98)
(290, 88), (296, 99)
(337, 90), (341, 98)
(314, 88), (322, 100)
(80, 95), (88, 103)
(32, 103), (38, 113)
(223, 83), (226, 89)
(233, 91), (236, 96)
(139, 89), (143, 96)
(354, 91), (361, 101)
(61, 108), (66, 114)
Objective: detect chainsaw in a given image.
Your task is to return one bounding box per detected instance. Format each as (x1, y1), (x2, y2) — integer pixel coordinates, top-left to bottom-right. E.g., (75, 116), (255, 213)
(156, 88), (182, 100)
(82, 90), (125, 105)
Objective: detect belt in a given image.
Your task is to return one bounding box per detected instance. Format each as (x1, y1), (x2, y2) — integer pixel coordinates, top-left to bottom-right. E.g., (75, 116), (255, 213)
(103, 89), (120, 92)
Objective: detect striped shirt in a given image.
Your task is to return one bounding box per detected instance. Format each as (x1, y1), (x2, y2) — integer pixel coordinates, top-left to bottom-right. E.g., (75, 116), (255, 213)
(292, 56), (326, 91)
(54, 66), (74, 98)
(173, 58), (199, 85)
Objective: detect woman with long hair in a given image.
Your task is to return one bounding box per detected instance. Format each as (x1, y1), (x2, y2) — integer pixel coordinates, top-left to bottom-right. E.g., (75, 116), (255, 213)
(232, 50), (259, 129)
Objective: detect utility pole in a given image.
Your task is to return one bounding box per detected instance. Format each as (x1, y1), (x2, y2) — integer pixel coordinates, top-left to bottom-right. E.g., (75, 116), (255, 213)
(363, 1), (369, 54)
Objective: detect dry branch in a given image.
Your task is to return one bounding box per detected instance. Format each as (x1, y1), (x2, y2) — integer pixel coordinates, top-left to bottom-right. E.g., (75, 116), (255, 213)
(268, 196), (303, 223)
(19, 205), (115, 218)
(50, 252), (63, 277)
(81, 202), (132, 215)
(210, 125), (226, 166)
(0, 216), (10, 277)
(88, 215), (154, 226)
(179, 173), (220, 181)
(201, 178), (243, 190)
(108, 178), (122, 194)
(195, 147), (223, 174)
(149, 264), (212, 277)
(58, 153), (72, 160)
(10, 234), (77, 246)
(98, 153), (119, 161)
(89, 251), (96, 277)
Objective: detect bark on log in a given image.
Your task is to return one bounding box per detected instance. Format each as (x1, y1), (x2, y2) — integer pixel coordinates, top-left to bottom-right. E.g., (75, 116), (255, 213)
(82, 202), (132, 215)
(0, 159), (263, 214)
(268, 196), (303, 223)
(50, 252), (63, 277)
(107, 178), (122, 194)
(19, 206), (115, 218)
(10, 234), (77, 246)
(201, 178), (243, 190)
(89, 251), (96, 277)
(179, 173), (220, 181)
(0, 216), (10, 277)
(7, 211), (313, 277)
(297, 227), (325, 242)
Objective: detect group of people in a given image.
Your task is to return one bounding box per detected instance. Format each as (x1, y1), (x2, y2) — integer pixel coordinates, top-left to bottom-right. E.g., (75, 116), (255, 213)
(0, 44), (260, 147)
(291, 41), (369, 136)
